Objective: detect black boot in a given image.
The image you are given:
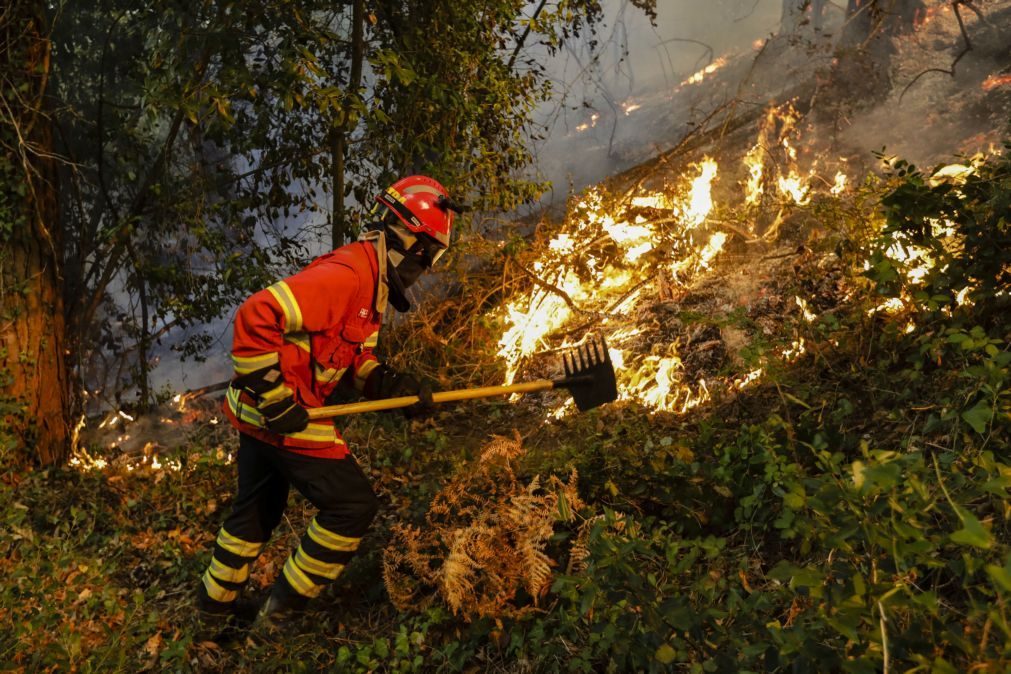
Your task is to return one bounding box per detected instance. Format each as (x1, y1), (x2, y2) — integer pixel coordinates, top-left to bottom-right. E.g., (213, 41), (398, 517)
(251, 580), (309, 636)
(194, 587), (263, 643)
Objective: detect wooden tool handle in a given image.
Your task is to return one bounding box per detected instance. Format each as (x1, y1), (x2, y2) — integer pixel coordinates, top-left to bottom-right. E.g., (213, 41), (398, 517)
(306, 379), (556, 419)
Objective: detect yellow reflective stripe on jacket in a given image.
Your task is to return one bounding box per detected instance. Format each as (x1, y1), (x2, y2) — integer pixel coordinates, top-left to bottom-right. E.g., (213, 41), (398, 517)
(209, 557), (250, 584)
(294, 545), (345, 580)
(266, 280), (303, 333)
(286, 423), (340, 444)
(354, 359), (381, 391)
(216, 527), (264, 558)
(283, 557), (323, 598)
(285, 331), (311, 352)
(231, 351), (279, 375)
(202, 570), (238, 603)
(227, 386), (265, 427)
(259, 381), (293, 405)
(307, 519), (360, 552)
(363, 330), (379, 348)
(229, 387), (341, 444)
(314, 363), (347, 384)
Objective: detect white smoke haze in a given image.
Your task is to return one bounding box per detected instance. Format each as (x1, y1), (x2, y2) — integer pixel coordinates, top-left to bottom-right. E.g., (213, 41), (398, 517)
(528, 0), (787, 202)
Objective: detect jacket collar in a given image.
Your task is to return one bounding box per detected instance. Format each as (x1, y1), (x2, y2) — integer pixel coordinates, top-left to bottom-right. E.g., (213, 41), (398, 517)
(357, 229), (389, 314)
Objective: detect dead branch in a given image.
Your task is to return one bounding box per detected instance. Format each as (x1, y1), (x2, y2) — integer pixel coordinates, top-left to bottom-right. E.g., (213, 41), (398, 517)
(899, 0), (973, 102)
(512, 262), (592, 315)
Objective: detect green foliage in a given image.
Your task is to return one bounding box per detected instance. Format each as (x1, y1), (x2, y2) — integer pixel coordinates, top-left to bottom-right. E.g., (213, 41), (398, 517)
(867, 145), (1011, 322)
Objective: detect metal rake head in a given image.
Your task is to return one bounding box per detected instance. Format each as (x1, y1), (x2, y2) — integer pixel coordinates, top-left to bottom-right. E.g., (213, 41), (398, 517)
(558, 334), (618, 412)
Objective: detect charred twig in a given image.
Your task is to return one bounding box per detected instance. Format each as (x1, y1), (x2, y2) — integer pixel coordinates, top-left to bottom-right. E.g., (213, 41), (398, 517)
(899, 0), (973, 101)
(558, 277), (652, 339)
(183, 380), (231, 398)
(653, 37), (714, 71)
(512, 262), (592, 315)
(616, 100), (733, 208)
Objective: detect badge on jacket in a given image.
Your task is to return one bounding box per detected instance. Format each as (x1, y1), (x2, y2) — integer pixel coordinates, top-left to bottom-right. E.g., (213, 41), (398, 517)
(358, 307), (370, 318)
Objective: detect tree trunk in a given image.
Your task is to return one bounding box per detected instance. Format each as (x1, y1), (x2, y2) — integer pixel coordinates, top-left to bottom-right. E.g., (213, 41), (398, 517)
(331, 0), (365, 249)
(0, 1), (70, 465)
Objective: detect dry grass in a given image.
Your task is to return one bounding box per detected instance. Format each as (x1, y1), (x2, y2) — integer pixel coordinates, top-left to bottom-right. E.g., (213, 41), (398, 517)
(382, 431), (586, 619)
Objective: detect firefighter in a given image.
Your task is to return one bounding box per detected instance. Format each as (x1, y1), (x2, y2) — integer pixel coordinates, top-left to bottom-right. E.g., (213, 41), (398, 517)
(196, 175), (459, 628)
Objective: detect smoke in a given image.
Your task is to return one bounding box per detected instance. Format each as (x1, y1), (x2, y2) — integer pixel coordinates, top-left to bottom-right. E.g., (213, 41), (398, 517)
(527, 0), (786, 204)
(836, 2), (1011, 166)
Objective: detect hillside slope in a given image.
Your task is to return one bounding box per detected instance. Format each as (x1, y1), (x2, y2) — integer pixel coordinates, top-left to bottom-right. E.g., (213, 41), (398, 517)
(4, 16), (1011, 672)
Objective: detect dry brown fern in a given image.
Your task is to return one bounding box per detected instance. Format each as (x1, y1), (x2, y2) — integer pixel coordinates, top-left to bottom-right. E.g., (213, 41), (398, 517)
(383, 432), (593, 620)
(566, 509), (626, 575)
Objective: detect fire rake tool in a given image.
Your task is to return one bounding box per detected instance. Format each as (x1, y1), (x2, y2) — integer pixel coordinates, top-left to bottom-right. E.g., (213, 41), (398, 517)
(306, 335), (617, 419)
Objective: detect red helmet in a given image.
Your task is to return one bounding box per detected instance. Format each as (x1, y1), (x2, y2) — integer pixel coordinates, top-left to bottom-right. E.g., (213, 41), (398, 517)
(375, 175), (454, 249)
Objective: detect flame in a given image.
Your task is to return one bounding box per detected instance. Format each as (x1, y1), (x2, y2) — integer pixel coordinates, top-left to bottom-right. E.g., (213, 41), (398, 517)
(743, 144), (764, 207)
(795, 296), (816, 322)
(830, 172), (847, 195)
(782, 337), (806, 362)
(868, 297), (906, 315)
(885, 238), (936, 285)
(741, 103), (812, 207)
(982, 74), (1011, 91)
(548, 233), (576, 254)
(69, 447), (109, 472)
(630, 194), (675, 210)
(496, 98), (865, 413)
(602, 214), (654, 262)
(734, 368), (763, 390)
(681, 57), (728, 86)
(576, 112), (601, 133)
(697, 232), (727, 269)
(782, 137), (798, 162)
(777, 172), (810, 204)
(955, 286), (975, 306)
(684, 158), (718, 228)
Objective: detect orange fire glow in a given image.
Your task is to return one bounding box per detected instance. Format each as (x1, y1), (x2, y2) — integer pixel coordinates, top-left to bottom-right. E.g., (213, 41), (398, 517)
(681, 57), (728, 86)
(982, 74), (1011, 91)
(498, 99), (879, 417)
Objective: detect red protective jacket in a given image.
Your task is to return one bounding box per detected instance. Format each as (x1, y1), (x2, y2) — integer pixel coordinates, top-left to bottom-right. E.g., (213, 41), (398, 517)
(223, 241), (384, 459)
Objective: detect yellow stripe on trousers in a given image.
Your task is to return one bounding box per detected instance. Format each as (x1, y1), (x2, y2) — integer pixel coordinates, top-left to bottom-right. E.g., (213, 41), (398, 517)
(294, 545), (345, 580)
(216, 527), (264, 558)
(202, 570), (238, 603)
(208, 557), (250, 584)
(307, 519), (360, 552)
(282, 557), (323, 598)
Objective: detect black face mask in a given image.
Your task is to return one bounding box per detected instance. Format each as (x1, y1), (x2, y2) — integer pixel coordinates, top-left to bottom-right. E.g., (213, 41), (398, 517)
(391, 254), (426, 289)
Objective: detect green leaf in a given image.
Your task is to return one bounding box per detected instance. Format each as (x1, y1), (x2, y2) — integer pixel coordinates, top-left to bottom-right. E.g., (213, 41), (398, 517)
(950, 509), (992, 549)
(962, 400), (992, 434)
(782, 392), (812, 409)
(655, 644), (676, 665)
(986, 564), (1011, 592)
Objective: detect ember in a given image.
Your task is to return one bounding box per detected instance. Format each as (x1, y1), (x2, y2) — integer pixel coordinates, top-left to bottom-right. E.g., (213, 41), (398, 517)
(681, 57), (728, 86)
(982, 74), (1011, 91)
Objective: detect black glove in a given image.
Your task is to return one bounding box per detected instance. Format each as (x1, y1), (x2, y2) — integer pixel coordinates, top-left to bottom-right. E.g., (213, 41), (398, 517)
(364, 365), (436, 418)
(403, 379), (436, 420)
(260, 396), (310, 434)
(233, 365), (309, 434)
(233, 365), (284, 397)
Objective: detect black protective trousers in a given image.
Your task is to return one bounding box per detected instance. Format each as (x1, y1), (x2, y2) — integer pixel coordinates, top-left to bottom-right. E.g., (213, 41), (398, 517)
(197, 433), (379, 614)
